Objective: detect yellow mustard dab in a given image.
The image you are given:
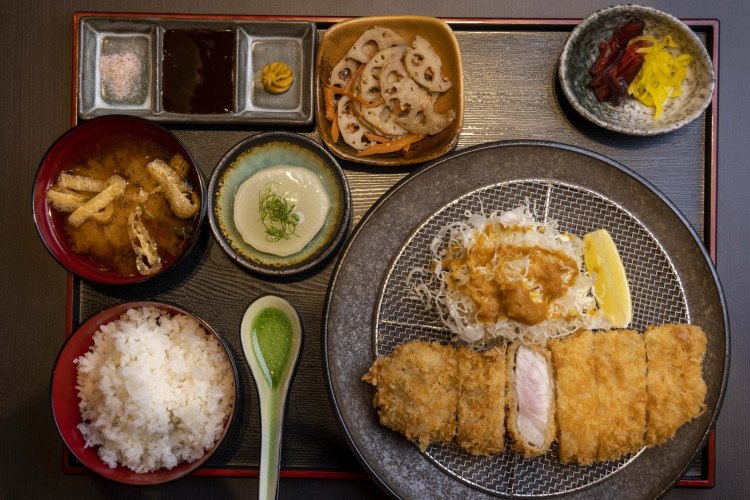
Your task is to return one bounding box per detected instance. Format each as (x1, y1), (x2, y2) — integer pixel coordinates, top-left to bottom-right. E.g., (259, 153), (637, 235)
(262, 62), (294, 94)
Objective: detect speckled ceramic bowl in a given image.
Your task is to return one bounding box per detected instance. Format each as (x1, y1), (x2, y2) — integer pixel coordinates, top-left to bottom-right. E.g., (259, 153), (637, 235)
(208, 132), (351, 276)
(559, 4), (714, 135)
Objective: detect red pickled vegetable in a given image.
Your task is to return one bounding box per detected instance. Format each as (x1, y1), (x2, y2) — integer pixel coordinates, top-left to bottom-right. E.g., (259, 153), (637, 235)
(590, 18), (645, 77)
(589, 19), (649, 105)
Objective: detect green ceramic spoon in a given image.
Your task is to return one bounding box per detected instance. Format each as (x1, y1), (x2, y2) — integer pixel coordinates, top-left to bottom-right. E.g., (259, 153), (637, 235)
(241, 295), (303, 500)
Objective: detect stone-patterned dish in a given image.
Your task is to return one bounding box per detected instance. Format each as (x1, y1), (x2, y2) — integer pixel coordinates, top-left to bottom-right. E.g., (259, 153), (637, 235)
(323, 141), (728, 498)
(208, 132), (351, 276)
(558, 4), (714, 135)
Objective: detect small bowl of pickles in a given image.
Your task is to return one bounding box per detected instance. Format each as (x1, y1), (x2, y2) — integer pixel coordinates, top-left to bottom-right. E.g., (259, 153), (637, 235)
(558, 4), (715, 135)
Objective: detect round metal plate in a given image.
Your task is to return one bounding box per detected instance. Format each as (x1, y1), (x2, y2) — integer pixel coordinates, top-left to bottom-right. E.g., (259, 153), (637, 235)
(323, 141), (728, 499)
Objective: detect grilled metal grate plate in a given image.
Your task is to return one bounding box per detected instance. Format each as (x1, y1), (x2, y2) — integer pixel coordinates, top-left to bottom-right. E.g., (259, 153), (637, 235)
(374, 179), (688, 497)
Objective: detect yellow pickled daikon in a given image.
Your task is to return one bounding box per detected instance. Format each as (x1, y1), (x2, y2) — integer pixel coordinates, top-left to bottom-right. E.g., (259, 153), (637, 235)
(627, 35), (692, 119)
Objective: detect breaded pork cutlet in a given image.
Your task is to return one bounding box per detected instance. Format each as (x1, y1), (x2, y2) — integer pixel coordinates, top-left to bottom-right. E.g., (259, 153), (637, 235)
(506, 342), (556, 457)
(644, 324), (707, 446)
(593, 329), (647, 462)
(362, 341), (458, 451)
(456, 346), (506, 455)
(549, 330), (598, 465)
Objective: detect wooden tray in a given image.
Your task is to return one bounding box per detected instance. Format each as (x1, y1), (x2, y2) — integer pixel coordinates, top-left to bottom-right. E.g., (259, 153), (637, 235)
(66, 12), (718, 488)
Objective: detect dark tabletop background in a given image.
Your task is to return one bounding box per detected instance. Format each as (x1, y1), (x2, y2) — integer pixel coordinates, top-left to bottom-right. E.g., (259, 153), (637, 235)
(1, 1), (748, 499)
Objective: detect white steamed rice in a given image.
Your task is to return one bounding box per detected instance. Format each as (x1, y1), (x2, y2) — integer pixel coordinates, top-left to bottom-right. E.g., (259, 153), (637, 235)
(74, 306), (235, 473)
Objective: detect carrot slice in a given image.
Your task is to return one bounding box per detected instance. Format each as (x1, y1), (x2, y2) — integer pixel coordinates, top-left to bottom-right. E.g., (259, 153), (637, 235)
(344, 64), (364, 93)
(364, 132), (390, 143)
(324, 86), (335, 121)
(356, 134), (425, 157)
(330, 87), (381, 108)
(331, 109), (340, 143)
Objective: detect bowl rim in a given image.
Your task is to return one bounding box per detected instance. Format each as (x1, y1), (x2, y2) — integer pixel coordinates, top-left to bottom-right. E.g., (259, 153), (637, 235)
(49, 300), (239, 485)
(32, 114), (207, 285)
(558, 3), (715, 135)
(207, 131), (352, 276)
(315, 14), (464, 165)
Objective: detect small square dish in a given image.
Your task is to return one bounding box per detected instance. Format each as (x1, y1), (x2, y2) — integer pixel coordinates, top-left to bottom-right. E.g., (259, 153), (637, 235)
(77, 16), (316, 125)
(315, 16), (464, 166)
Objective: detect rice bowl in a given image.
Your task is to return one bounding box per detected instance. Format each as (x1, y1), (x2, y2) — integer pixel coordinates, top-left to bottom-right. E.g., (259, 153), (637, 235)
(51, 301), (237, 485)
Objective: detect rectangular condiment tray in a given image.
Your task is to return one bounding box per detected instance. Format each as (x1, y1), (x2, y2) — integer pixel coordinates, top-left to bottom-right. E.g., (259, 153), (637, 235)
(78, 16), (316, 124)
(69, 13), (718, 487)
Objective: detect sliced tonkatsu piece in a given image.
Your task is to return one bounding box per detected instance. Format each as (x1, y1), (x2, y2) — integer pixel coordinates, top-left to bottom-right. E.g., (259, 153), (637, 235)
(506, 342), (556, 457)
(592, 329), (647, 461)
(644, 324), (707, 446)
(362, 341), (459, 451)
(456, 345), (506, 455)
(549, 330), (599, 465)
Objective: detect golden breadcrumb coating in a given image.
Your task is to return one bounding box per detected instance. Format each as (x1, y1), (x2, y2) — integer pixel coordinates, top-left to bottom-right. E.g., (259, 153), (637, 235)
(644, 324), (707, 446)
(456, 346), (506, 455)
(550, 330), (598, 465)
(362, 341), (458, 451)
(506, 342), (556, 457)
(592, 329), (647, 462)
(361, 323), (708, 465)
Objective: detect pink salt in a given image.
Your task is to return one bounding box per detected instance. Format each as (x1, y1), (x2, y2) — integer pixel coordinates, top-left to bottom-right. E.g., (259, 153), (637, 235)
(100, 51), (142, 101)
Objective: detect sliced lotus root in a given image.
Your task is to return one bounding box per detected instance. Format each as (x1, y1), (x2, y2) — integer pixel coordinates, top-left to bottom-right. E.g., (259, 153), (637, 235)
(337, 96), (376, 150)
(359, 45), (406, 102)
(330, 57), (360, 88)
(397, 102), (456, 135)
(378, 54), (455, 136)
(346, 27), (407, 64)
(379, 51), (432, 112)
(404, 36), (452, 92)
(358, 101), (410, 138)
(348, 73), (406, 138)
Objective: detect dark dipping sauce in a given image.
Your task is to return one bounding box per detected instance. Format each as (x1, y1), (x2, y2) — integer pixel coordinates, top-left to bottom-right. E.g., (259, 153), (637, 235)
(162, 29), (235, 114)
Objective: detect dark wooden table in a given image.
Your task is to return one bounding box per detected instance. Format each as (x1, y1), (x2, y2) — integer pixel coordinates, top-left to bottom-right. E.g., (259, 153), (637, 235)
(2, 1), (748, 499)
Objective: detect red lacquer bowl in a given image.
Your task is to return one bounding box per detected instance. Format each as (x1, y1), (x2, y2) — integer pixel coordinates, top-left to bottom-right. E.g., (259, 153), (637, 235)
(32, 115), (206, 285)
(50, 301), (238, 485)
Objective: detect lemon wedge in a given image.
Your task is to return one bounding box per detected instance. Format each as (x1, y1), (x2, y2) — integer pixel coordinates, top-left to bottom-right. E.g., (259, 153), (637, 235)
(583, 229), (633, 328)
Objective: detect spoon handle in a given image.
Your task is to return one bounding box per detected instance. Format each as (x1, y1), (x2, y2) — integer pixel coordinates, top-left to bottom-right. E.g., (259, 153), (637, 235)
(258, 393), (285, 500)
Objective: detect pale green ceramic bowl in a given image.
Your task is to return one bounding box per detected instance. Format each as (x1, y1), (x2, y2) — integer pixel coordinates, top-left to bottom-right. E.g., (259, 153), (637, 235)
(208, 132), (351, 276)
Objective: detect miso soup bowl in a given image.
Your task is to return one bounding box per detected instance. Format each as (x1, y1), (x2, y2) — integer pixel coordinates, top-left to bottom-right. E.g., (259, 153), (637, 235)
(32, 115), (206, 285)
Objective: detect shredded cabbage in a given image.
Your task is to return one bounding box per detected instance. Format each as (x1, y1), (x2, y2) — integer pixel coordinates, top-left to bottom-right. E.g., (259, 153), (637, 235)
(407, 205), (609, 346)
